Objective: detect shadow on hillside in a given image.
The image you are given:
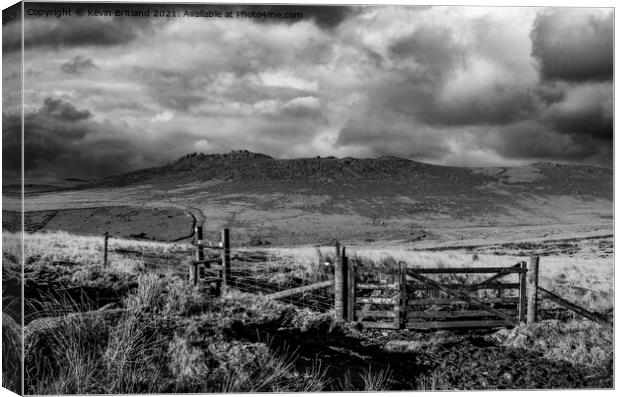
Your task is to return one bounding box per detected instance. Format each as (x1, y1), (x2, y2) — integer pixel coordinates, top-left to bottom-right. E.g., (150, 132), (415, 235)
(223, 320), (613, 390)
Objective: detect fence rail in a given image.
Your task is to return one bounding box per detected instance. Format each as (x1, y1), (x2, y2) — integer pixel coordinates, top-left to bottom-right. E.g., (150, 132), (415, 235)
(184, 230), (611, 331)
(537, 287), (612, 330)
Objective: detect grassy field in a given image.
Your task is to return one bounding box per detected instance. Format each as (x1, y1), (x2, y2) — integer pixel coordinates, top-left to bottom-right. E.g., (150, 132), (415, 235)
(2, 230), (614, 392)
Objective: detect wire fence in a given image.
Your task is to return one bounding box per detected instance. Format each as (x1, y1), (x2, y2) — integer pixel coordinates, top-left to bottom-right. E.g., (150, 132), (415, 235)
(226, 249), (335, 312)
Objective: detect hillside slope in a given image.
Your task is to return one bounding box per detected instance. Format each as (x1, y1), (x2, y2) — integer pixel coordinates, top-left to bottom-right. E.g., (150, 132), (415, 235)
(5, 151), (613, 245)
(90, 150), (612, 199)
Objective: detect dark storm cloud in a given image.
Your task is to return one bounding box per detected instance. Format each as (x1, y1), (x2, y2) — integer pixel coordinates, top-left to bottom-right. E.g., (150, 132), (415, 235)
(24, 18), (148, 47)
(379, 24), (536, 127)
(378, 26), (467, 124)
(60, 55), (97, 75)
(541, 84), (613, 140)
(431, 89), (537, 126)
(389, 26), (464, 82)
(490, 122), (612, 165)
(269, 5), (355, 29)
(2, 3), (23, 53)
(2, 106), (89, 177)
(226, 5), (357, 29)
(531, 9), (613, 82)
(547, 109), (613, 140)
(378, 79), (537, 127)
(2, 112), (22, 178)
(13, 5), (615, 174)
(2, 98), (175, 178)
(15, 19), (132, 51)
(1, 3), (163, 52)
(40, 97), (93, 122)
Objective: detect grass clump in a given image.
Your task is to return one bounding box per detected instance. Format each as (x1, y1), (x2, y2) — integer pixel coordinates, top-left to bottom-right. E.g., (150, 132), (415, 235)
(217, 339), (327, 392)
(2, 313), (22, 394)
(495, 319), (613, 368)
(339, 365), (393, 391)
(360, 365), (393, 391)
(24, 308), (123, 394)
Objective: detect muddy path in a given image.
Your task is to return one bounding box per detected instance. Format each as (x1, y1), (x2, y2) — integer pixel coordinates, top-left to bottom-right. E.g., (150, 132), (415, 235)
(165, 199), (207, 242)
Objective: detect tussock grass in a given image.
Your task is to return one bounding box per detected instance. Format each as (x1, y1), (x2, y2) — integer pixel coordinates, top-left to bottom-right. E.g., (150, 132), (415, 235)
(338, 365), (393, 391)
(2, 313), (22, 394)
(360, 365), (393, 391)
(24, 302), (121, 394)
(495, 319), (613, 368)
(22, 273), (335, 394)
(217, 337), (327, 392)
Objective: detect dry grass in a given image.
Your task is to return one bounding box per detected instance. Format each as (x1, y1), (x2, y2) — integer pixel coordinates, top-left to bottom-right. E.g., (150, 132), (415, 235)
(10, 231), (614, 392)
(360, 365), (393, 391)
(2, 231), (21, 259)
(495, 319), (613, 368)
(9, 230), (190, 274)
(22, 273), (332, 394)
(535, 256), (613, 312)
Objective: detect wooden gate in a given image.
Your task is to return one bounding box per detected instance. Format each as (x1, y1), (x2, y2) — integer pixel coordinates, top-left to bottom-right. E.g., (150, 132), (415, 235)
(349, 261), (527, 329)
(405, 264), (525, 329)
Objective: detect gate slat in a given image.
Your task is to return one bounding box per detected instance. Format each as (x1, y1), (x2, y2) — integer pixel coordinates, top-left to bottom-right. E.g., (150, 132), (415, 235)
(407, 267), (523, 274)
(356, 283), (399, 290)
(407, 272), (518, 323)
(408, 283), (520, 291)
(406, 319), (514, 329)
(407, 297), (520, 305)
(407, 309), (516, 319)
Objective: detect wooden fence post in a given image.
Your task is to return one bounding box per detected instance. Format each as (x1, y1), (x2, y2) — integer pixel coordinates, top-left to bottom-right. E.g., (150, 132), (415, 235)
(347, 254), (355, 322)
(103, 232), (109, 268)
(341, 246), (350, 320)
(518, 261), (527, 322)
(221, 228), (230, 295)
(193, 226), (205, 286)
(196, 226), (205, 261)
(334, 242), (344, 319)
(399, 262), (408, 329)
(527, 255), (540, 323)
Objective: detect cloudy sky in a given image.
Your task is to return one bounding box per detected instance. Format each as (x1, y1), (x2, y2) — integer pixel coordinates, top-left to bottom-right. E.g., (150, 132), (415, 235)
(2, 3), (614, 178)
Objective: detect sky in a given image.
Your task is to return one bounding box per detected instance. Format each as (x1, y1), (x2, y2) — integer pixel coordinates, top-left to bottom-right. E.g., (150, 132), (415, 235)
(1, 2), (614, 178)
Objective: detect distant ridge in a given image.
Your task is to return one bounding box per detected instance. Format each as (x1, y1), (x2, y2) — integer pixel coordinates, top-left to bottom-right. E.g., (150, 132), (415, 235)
(10, 150), (612, 245)
(83, 150), (611, 199)
(92, 149), (464, 187)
